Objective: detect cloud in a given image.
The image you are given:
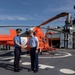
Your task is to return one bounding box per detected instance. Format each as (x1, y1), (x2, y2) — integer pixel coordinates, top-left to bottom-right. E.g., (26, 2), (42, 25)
(46, 5), (74, 13)
(43, 0), (75, 15)
(51, 7), (72, 12)
(19, 0), (31, 5)
(0, 15), (27, 21)
(0, 15), (46, 21)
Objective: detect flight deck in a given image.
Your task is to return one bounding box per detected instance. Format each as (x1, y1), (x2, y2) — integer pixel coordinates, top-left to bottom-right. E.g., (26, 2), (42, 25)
(0, 49), (75, 75)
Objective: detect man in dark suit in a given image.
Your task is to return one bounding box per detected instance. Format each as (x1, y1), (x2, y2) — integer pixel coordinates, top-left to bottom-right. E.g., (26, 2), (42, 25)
(14, 28), (23, 72)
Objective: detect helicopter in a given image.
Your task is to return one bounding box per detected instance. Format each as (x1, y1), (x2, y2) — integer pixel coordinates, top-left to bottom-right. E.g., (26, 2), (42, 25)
(0, 12), (69, 53)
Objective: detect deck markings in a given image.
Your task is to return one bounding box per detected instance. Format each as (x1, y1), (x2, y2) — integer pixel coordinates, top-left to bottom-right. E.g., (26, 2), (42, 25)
(60, 68), (75, 74)
(22, 62), (55, 69)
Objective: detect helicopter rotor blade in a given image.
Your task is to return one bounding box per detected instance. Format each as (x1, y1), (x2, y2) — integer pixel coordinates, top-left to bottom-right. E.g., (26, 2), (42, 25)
(39, 12), (69, 27)
(0, 25), (34, 28)
(0, 12), (69, 28)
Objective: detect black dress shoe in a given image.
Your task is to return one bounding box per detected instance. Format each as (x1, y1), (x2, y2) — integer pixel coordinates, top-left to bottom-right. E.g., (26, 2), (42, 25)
(18, 67), (22, 70)
(34, 70), (38, 73)
(28, 68), (34, 72)
(14, 69), (20, 72)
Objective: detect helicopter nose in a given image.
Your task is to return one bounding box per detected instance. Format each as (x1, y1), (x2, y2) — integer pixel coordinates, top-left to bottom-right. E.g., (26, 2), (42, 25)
(20, 37), (27, 45)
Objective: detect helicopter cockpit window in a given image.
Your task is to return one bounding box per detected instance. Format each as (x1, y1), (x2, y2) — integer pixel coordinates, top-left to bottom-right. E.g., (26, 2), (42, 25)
(25, 31), (30, 35)
(20, 28), (30, 37)
(20, 31), (30, 37)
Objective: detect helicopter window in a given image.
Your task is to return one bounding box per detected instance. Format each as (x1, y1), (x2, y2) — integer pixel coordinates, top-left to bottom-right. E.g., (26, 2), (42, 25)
(42, 38), (45, 42)
(20, 31), (30, 37)
(26, 31), (30, 34)
(40, 36), (42, 39)
(42, 38), (48, 43)
(45, 38), (48, 42)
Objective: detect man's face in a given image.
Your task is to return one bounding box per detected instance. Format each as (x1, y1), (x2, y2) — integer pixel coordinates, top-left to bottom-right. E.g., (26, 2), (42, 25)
(29, 32), (33, 36)
(17, 32), (21, 36)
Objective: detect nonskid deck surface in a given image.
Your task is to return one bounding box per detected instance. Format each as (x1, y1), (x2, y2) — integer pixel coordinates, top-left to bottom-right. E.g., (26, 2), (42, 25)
(0, 49), (75, 75)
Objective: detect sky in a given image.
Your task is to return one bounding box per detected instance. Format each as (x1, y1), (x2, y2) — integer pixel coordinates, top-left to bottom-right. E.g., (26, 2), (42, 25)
(0, 0), (75, 34)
